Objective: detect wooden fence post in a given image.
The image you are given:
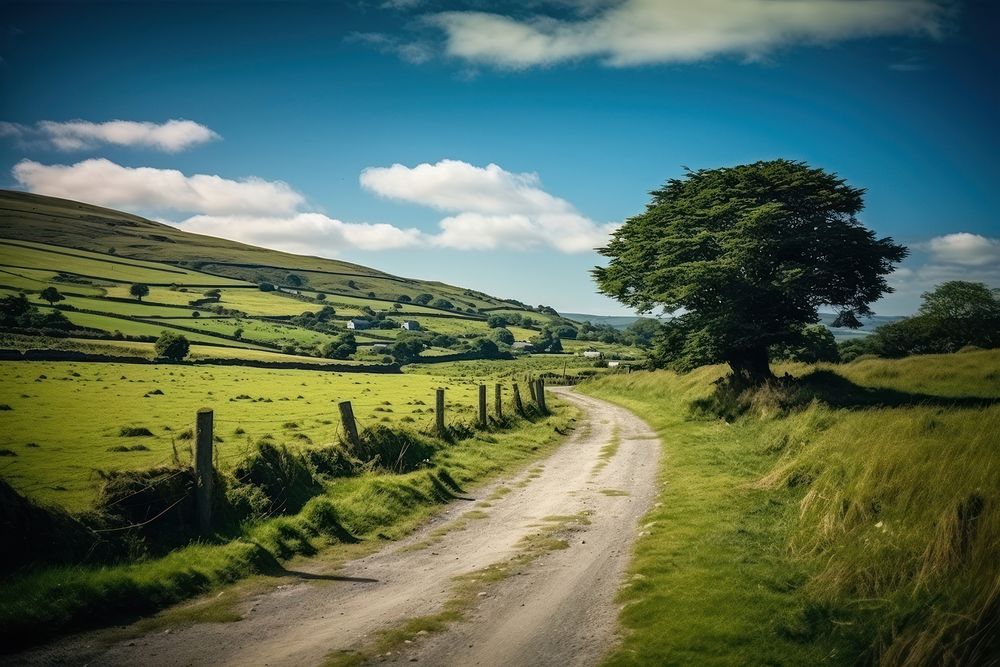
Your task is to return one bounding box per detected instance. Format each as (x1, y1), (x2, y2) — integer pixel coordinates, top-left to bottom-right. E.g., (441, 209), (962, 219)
(528, 377), (537, 402)
(436, 388), (446, 435)
(512, 383), (524, 415)
(194, 407), (214, 535)
(478, 384), (487, 428)
(494, 383), (502, 420)
(338, 401), (361, 448)
(536, 378), (547, 414)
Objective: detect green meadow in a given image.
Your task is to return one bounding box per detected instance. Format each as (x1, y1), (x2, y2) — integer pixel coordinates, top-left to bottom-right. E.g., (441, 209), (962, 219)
(580, 348), (1000, 666)
(0, 361), (493, 510)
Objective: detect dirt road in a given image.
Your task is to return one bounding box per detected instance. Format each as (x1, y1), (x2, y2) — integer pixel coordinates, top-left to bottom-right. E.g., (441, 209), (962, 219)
(14, 387), (661, 667)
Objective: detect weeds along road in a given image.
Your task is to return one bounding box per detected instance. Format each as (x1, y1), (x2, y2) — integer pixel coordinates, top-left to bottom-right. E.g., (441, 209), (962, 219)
(15, 388), (661, 667)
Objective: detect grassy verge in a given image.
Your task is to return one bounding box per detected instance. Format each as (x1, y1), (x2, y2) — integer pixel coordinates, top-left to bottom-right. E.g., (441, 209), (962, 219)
(0, 402), (578, 652)
(580, 349), (1000, 666)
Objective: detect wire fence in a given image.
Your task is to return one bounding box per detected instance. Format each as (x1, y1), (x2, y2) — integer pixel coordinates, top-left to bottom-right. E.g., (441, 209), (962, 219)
(6, 378), (552, 536)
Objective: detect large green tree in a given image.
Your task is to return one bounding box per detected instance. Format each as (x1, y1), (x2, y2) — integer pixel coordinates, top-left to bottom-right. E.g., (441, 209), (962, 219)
(594, 160), (906, 383)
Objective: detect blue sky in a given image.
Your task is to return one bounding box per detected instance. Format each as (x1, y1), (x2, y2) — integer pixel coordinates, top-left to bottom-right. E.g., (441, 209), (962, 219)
(1, 0), (997, 316)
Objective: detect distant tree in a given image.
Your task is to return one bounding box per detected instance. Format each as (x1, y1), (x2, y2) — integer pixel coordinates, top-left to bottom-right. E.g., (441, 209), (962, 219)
(492, 327), (515, 345)
(487, 314), (508, 328)
(316, 305), (337, 321)
(368, 292), (377, 298)
(919, 281), (1000, 347)
(107, 247), (116, 255)
(432, 298), (454, 310)
(233, 327), (244, 340)
(191, 311), (201, 318)
(627, 318), (662, 348)
(347, 280), (358, 290)
(129, 283), (150, 302)
(315, 292), (326, 301)
(549, 336), (563, 353)
(40, 287), (64, 306)
(392, 339), (425, 364)
(155, 331), (190, 360)
(595, 160), (906, 383)
(322, 333), (357, 359)
(1, 293), (72, 330)
(286, 273), (304, 287)
(467, 338), (500, 358)
(862, 281), (1000, 357)
(203, 288), (221, 298)
(431, 334), (456, 348)
(554, 324), (578, 340)
(397, 294), (412, 303)
(258, 282), (275, 292)
(531, 327), (555, 352)
(413, 293), (434, 305)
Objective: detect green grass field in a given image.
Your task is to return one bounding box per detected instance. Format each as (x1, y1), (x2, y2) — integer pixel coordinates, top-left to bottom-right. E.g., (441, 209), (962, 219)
(580, 348), (1000, 666)
(0, 362), (497, 510)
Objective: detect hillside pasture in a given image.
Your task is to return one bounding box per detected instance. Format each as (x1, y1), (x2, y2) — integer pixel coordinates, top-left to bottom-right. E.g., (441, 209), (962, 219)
(0, 241), (244, 286)
(154, 316), (341, 350)
(0, 361), (485, 511)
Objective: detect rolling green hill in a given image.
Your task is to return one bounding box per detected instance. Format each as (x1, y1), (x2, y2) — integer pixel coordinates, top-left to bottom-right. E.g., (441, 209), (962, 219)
(0, 190), (584, 360)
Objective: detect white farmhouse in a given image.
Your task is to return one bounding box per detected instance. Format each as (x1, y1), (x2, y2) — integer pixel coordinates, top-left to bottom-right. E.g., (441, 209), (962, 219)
(582, 350), (603, 359)
(347, 319), (371, 330)
(401, 320), (421, 331)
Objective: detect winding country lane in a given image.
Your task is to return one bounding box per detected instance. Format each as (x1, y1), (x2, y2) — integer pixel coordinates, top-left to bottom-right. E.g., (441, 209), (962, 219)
(14, 387), (661, 667)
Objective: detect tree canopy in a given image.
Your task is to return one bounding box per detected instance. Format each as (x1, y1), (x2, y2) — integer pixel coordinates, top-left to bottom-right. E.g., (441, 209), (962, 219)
(40, 287), (64, 306)
(155, 331), (190, 360)
(129, 283), (150, 301)
(594, 160), (906, 382)
(851, 281), (1000, 358)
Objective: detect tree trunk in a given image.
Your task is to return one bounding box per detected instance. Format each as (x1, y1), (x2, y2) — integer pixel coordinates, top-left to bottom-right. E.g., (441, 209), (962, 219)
(727, 347), (773, 386)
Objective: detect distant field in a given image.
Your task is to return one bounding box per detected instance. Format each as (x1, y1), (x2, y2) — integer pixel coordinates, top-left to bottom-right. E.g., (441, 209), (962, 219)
(0, 191), (610, 365)
(0, 362), (486, 510)
(156, 316), (340, 350)
(0, 334), (356, 364)
(0, 190), (520, 311)
(0, 240), (243, 286)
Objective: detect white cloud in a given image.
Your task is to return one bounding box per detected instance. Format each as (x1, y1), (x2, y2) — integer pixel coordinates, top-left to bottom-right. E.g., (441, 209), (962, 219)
(180, 213), (425, 254)
(12, 157), (611, 255)
(13, 158), (304, 217)
(361, 159), (616, 252)
(879, 233), (1000, 313)
(1, 119), (219, 152)
(431, 0), (945, 69)
(347, 32), (434, 64)
(926, 232), (1000, 267)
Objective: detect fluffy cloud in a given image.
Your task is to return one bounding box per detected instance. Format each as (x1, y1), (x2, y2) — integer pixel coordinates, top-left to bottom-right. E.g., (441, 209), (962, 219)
(180, 213), (424, 254)
(926, 232), (1000, 267)
(431, 0), (945, 68)
(13, 158), (304, 217)
(0, 119), (219, 152)
(12, 157), (426, 255)
(880, 232), (1000, 313)
(13, 157), (612, 255)
(361, 159), (616, 252)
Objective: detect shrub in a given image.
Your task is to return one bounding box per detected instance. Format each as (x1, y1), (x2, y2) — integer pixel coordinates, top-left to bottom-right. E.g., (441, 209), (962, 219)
(118, 426), (154, 437)
(155, 331), (190, 361)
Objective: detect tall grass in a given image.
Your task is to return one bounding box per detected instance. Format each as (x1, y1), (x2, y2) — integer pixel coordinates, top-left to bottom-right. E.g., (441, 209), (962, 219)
(582, 348), (1000, 666)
